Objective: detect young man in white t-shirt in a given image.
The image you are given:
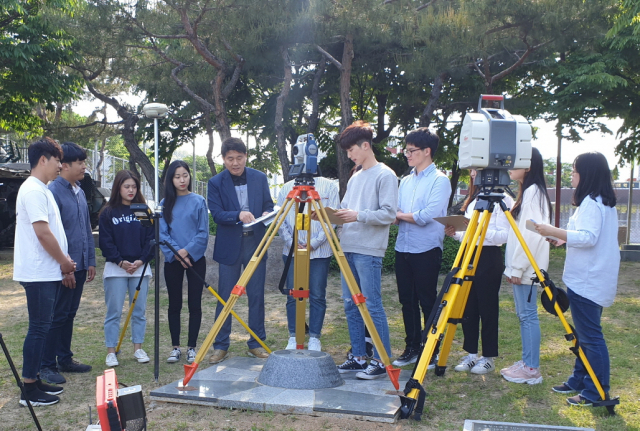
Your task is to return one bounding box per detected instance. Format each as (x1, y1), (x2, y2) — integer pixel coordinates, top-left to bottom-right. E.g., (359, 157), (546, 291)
(13, 138), (75, 407)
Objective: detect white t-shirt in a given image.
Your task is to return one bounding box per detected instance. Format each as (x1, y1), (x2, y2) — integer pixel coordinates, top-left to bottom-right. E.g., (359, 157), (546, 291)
(13, 176), (69, 282)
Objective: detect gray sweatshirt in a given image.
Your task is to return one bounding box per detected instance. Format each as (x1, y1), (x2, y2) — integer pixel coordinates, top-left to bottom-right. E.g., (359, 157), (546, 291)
(340, 163), (398, 257)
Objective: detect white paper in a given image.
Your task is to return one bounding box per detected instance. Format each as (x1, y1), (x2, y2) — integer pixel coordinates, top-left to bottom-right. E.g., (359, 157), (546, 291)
(526, 219), (561, 241)
(243, 206), (281, 227)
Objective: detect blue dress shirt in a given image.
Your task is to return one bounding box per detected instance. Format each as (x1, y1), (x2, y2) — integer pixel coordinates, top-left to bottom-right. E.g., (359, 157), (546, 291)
(395, 163), (451, 253)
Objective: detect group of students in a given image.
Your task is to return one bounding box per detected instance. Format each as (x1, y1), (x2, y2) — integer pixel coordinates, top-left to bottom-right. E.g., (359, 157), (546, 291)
(14, 123), (619, 409)
(445, 148), (619, 407)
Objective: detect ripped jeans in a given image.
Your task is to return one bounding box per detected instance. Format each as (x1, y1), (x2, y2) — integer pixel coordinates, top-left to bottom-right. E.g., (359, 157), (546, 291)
(340, 253), (391, 361)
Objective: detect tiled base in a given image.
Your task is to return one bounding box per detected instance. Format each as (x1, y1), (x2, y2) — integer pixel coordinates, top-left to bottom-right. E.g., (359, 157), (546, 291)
(463, 420), (595, 431)
(150, 357), (406, 422)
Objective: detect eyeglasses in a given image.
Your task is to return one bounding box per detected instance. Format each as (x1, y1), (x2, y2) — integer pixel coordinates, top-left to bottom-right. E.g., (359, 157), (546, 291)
(403, 148), (423, 157)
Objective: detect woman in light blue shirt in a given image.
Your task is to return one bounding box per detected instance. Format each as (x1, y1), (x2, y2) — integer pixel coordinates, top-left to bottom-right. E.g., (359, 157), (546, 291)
(159, 161), (209, 365)
(535, 151), (619, 407)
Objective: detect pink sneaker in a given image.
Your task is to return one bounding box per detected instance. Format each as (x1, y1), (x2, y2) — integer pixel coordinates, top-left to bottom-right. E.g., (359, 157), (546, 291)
(500, 360), (523, 374)
(501, 363), (543, 385)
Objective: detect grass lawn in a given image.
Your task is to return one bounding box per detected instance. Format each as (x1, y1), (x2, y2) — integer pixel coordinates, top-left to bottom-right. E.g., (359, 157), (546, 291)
(0, 247), (639, 430)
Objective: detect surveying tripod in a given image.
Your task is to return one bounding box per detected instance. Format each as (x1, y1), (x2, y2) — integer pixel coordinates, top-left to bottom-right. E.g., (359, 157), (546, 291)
(399, 187), (620, 420)
(183, 176), (401, 389)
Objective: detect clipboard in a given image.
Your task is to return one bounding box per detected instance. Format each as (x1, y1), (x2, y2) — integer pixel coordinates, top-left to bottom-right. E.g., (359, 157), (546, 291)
(311, 207), (345, 225)
(525, 219), (561, 241)
(433, 215), (470, 231)
(243, 206), (281, 227)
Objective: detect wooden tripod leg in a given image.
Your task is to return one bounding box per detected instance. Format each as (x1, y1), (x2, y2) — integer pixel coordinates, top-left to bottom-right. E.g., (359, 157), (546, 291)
(311, 200), (401, 389)
(183, 200), (295, 385)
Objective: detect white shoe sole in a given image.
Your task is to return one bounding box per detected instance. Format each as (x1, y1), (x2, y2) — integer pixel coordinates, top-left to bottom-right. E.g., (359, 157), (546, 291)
(454, 364), (475, 372)
(355, 372), (386, 380)
(392, 357), (418, 367)
(502, 374), (543, 385)
(106, 361), (119, 367)
(167, 358), (180, 363)
(136, 357), (150, 363)
(20, 398), (59, 407)
(470, 367), (495, 375)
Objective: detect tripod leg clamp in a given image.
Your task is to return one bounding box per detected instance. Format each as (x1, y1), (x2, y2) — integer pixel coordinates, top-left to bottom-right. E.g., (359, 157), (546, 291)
(231, 285), (246, 296)
(291, 289), (310, 298)
(351, 293), (366, 304)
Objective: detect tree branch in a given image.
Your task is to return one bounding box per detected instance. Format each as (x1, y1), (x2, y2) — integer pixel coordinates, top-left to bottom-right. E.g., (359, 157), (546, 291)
(315, 45), (342, 71)
(45, 119), (124, 131)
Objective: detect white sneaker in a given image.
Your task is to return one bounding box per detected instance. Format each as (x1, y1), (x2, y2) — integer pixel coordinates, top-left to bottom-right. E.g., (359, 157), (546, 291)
(106, 353), (119, 367)
(454, 354), (477, 372)
(470, 356), (495, 375)
(134, 349), (150, 363)
(186, 348), (196, 364)
(308, 337), (321, 351)
(167, 348), (181, 363)
(285, 337), (296, 350)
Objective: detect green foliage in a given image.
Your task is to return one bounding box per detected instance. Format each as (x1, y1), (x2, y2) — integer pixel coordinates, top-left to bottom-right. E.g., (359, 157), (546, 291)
(0, 0), (82, 133)
(209, 213), (217, 236)
(543, 158), (573, 188)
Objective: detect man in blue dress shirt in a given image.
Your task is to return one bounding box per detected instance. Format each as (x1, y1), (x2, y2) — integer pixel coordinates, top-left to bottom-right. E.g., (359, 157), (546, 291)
(207, 137), (274, 364)
(392, 128), (451, 367)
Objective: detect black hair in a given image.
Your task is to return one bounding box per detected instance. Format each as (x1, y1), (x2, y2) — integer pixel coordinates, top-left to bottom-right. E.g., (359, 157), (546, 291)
(338, 120), (374, 150)
(28, 137), (63, 169)
(405, 127), (439, 158)
(221, 137), (247, 157)
(60, 142), (87, 164)
(163, 160), (192, 225)
(572, 152), (616, 208)
(511, 147), (552, 222)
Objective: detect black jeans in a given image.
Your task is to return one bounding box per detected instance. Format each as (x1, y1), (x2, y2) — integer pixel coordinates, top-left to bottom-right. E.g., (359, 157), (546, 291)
(461, 246), (503, 358)
(42, 269), (87, 369)
(164, 257), (206, 348)
(395, 248), (442, 350)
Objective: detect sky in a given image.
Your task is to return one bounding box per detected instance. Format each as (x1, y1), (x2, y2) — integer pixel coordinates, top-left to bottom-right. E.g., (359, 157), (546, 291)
(73, 97), (639, 181)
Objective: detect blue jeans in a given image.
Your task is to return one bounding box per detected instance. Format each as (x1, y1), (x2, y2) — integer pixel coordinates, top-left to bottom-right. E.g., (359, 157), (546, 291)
(341, 253), (391, 361)
(21, 281), (61, 380)
(565, 288), (610, 402)
(104, 276), (150, 347)
(512, 283), (541, 368)
(283, 255), (330, 338)
(214, 234), (267, 350)
(42, 270), (87, 369)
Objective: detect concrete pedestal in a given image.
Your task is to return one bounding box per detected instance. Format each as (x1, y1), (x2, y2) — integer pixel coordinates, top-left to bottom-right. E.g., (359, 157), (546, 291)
(257, 349), (344, 389)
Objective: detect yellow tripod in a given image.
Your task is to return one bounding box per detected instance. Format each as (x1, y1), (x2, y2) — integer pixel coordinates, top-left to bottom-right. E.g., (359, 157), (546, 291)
(399, 190), (619, 420)
(183, 179), (401, 389)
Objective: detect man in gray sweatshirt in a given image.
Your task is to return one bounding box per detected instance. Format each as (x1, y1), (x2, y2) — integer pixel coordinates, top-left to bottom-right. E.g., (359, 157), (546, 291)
(334, 120), (398, 380)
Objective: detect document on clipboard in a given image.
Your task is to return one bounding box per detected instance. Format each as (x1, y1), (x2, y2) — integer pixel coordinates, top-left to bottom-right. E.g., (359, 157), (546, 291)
(310, 207), (346, 225)
(433, 215), (470, 231)
(525, 219), (561, 241)
(243, 206), (281, 227)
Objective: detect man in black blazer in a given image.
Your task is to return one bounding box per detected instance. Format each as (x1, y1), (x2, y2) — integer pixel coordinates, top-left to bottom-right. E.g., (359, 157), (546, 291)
(207, 137), (274, 364)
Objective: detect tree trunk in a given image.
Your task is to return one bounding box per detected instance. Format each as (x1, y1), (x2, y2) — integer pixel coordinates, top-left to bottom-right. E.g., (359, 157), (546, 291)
(448, 161), (460, 209)
(212, 70), (232, 143)
(86, 83), (162, 200)
(204, 109), (218, 176)
(420, 72), (446, 127)
(337, 33), (354, 198)
(96, 137), (106, 187)
(307, 61), (326, 134)
(275, 47), (293, 182)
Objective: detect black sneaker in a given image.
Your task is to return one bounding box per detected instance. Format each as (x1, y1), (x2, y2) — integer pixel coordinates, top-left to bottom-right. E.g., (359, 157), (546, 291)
(356, 360), (387, 380)
(19, 387), (60, 407)
(552, 383), (577, 394)
(392, 347), (420, 367)
(37, 378), (63, 395)
(337, 358), (367, 373)
(345, 340), (374, 360)
(566, 395), (592, 407)
(39, 367), (66, 384)
(58, 359), (92, 373)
